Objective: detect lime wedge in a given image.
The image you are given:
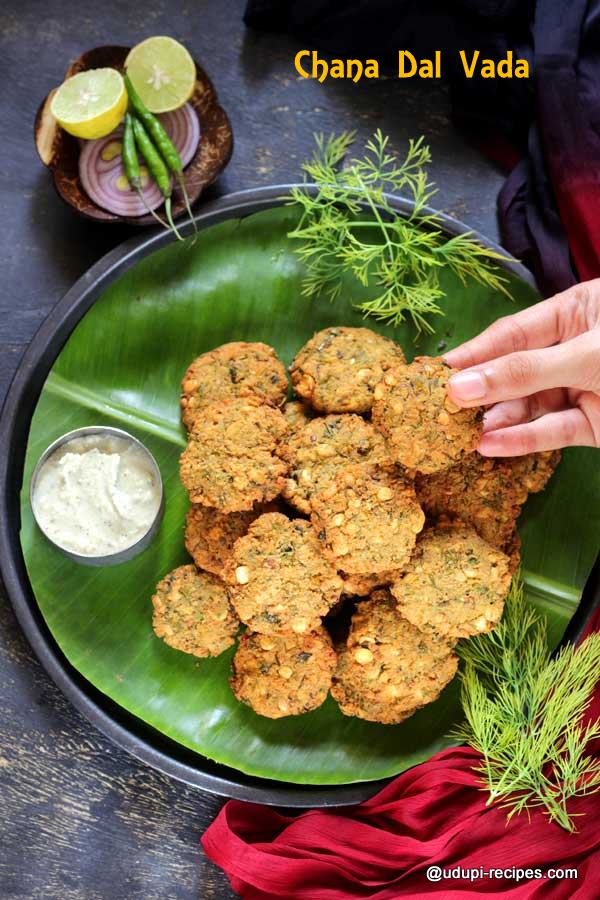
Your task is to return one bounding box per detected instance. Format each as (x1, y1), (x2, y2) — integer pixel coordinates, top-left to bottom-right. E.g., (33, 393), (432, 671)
(125, 36), (196, 113)
(50, 68), (127, 140)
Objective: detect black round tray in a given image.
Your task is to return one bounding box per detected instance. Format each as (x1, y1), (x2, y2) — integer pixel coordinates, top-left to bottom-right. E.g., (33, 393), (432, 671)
(1, 186), (598, 807)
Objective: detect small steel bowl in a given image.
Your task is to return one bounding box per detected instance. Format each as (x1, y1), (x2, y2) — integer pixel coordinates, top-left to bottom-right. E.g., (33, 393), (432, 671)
(30, 425), (164, 567)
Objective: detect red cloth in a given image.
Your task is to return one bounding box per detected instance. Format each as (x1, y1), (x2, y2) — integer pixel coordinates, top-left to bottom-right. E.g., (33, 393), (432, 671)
(202, 605), (600, 898)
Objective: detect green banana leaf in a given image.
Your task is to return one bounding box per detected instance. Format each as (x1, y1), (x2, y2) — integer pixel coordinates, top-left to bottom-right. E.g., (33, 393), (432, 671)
(19, 205), (600, 785)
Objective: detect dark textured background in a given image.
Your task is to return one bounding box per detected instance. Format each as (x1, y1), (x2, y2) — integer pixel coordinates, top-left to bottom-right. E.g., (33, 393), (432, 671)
(0, 2), (505, 897)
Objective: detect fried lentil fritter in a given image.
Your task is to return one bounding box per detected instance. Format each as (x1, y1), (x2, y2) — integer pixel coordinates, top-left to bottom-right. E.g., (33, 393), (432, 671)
(152, 564), (238, 657)
(331, 590), (458, 724)
(180, 342), (288, 431)
(179, 400), (288, 512)
(281, 414), (390, 514)
(282, 400), (314, 433)
(504, 529), (522, 575)
(311, 464), (425, 575)
(230, 627), (336, 718)
(290, 326), (406, 414)
(415, 455), (522, 551)
(507, 450), (561, 497)
(391, 523), (511, 640)
(229, 512), (343, 634)
(432, 512), (523, 576)
(372, 356), (483, 474)
(340, 568), (404, 597)
(185, 502), (278, 578)
(415, 450), (560, 554)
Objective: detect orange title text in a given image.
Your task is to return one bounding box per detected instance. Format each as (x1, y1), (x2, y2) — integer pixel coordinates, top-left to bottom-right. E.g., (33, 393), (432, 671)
(294, 50), (529, 82)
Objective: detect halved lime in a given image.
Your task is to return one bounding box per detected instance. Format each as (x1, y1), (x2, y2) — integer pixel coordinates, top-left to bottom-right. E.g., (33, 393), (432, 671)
(125, 36), (196, 113)
(50, 68), (127, 140)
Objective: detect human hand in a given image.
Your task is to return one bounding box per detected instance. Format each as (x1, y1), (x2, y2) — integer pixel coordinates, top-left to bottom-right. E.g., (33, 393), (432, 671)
(444, 280), (600, 455)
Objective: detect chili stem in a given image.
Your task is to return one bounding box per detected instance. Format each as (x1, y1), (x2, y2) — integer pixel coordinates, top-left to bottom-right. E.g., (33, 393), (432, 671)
(131, 116), (183, 241)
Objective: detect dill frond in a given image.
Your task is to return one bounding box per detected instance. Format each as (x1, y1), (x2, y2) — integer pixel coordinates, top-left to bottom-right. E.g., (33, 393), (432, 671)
(288, 130), (512, 334)
(454, 576), (600, 831)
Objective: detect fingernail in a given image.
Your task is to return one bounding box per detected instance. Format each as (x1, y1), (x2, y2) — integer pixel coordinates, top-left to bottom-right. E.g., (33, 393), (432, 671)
(481, 413), (495, 433)
(449, 371), (487, 401)
(482, 407), (503, 432)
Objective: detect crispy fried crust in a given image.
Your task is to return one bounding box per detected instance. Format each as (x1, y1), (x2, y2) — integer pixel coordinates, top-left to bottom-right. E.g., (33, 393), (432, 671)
(504, 529), (522, 575)
(290, 326), (406, 414)
(340, 568), (404, 597)
(415, 455), (522, 551)
(415, 451), (560, 554)
(331, 590), (458, 724)
(180, 342), (288, 431)
(229, 512), (343, 634)
(372, 356), (483, 474)
(433, 512), (523, 576)
(152, 564), (238, 657)
(179, 400), (288, 512)
(282, 400), (314, 433)
(185, 502), (278, 577)
(281, 414), (390, 514)
(391, 522), (511, 640)
(230, 627), (336, 718)
(507, 450), (561, 496)
(311, 464), (425, 575)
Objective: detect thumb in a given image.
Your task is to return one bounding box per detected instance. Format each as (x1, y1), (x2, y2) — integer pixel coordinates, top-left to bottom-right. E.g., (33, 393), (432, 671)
(447, 328), (600, 407)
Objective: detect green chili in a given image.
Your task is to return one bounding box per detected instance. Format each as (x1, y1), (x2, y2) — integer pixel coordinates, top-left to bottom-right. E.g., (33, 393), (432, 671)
(122, 113), (141, 188)
(131, 116), (170, 194)
(122, 113), (168, 229)
(125, 74), (197, 231)
(131, 116), (182, 240)
(125, 76), (182, 171)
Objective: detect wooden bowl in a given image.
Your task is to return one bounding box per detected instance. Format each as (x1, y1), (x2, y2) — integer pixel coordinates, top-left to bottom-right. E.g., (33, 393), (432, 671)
(34, 45), (233, 225)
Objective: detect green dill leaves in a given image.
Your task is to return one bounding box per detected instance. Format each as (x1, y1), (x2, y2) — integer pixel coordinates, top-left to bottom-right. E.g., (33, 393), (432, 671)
(455, 577), (600, 831)
(288, 130), (511, 334)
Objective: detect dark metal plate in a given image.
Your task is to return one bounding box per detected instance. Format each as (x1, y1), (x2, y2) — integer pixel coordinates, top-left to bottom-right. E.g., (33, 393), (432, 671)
(1, 186), (597, 806)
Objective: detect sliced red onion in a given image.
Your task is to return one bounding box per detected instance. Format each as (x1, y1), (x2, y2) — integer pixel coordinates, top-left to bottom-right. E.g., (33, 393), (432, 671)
(78, 104), (201, 217)
(79, 129), (163, 216)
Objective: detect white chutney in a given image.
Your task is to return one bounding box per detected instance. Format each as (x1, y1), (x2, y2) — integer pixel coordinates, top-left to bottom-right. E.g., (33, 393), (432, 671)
(31, 434), (162, 556)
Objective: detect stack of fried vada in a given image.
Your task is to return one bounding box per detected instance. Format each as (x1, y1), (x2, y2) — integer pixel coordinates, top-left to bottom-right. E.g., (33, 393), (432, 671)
(150, 327), (559, 723)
